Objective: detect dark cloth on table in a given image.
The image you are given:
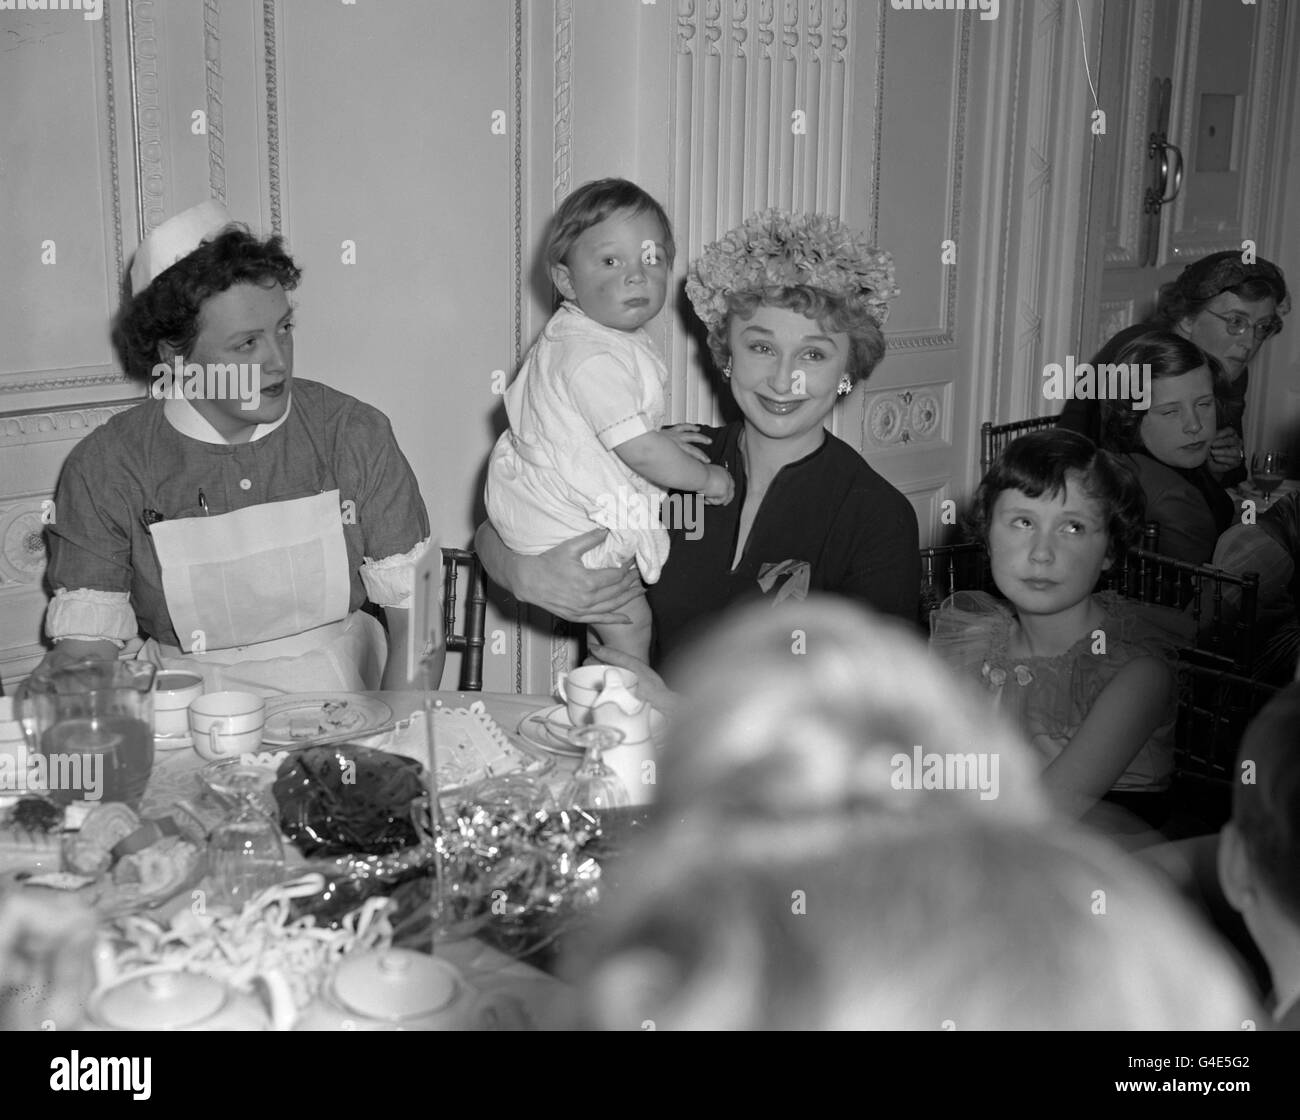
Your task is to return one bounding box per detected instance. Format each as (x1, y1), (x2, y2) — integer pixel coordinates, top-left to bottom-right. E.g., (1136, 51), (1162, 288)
(646, 421), (920, 668)
(1123, 451), (1233, 565)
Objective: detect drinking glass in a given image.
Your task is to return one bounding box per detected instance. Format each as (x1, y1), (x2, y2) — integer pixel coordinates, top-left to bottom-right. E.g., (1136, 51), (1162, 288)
(558, 726), (629, 811)
(207, 769), (285, 911)
(1251, 450), (1288, 507)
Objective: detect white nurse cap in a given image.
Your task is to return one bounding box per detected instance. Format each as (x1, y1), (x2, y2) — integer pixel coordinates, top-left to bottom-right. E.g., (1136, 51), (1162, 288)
(129, 199), (235, 295)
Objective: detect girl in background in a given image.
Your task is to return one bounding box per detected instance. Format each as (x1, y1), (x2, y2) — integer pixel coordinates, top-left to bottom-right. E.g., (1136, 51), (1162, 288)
(931, 431), (1192, 828)
(1097, 329), (1233, 565)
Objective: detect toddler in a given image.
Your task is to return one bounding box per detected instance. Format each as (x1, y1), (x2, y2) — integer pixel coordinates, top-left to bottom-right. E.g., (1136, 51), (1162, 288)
(931, 430), (1192, 825)
(486, 179), (732, 659)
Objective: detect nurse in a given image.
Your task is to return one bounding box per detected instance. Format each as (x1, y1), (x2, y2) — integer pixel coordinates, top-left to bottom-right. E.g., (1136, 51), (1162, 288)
(39, 201), (437, 694)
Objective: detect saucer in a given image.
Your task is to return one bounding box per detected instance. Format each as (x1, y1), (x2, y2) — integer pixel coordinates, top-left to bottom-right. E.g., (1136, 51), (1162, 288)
(516, 703), (664, 757)
(154, 732), (195, 752)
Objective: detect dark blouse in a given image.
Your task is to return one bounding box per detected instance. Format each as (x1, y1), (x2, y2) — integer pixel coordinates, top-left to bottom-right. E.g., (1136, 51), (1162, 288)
(1123, 451), (1234, 565)
(646, 421), (920, 667)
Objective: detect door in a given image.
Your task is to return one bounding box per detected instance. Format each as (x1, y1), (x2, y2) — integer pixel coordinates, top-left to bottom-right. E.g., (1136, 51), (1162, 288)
(1081, 0), (1287, 367)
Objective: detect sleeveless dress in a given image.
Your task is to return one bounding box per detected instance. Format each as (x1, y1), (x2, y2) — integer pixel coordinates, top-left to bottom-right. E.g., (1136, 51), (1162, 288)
(930, 591), (1192, 792)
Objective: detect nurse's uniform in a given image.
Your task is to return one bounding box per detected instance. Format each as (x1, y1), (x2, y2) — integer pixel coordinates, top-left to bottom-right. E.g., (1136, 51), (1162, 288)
(44, 379), (430, 695)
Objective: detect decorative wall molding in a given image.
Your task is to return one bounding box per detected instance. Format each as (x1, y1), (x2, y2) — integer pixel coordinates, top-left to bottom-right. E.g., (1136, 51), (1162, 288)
(0, 401), (140, 596)
(868, 2), (885, 247)
(829, 0), (847, 63)
(1168, 0), (1280, 259)
(704, 0), (722, 56)
(262, 0), (282, 234)
(0, 503), (51, 589)
(729, 0), (747, 56)
(203, 0), (226, 204)
(0, 369), (130, 398)
(676, 0), (696, 54)
(128, 0), (166, 237)
(0, 403), (139, 449)
(755, 0), (773, 58)
(862, 382), (949, 450)
(1103, 0), (1154, 266)
(553, 0), (573, 203)
(104, 2), (125, 285)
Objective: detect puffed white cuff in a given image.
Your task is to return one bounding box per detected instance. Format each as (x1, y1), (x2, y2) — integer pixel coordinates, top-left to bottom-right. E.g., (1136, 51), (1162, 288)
(46, 588), (136, 646)
(360, 537), (433, 609)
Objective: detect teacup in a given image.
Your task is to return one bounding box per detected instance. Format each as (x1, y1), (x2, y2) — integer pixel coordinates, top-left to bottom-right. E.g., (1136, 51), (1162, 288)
(152, 671), (205, 739)
(189, 692), (265, 762)
(555, 666), (638, 726)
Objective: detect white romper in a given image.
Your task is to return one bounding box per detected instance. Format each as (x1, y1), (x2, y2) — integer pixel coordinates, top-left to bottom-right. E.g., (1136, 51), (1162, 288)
(485, 302), (670, 583)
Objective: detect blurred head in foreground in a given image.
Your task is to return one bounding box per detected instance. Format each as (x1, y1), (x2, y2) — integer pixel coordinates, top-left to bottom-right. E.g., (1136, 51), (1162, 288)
(655, 596), (1050, 825)
(572, 598), (1257, 1029)
(577, 816), (1259, 1030)
(1219, 682), (1300, 1023)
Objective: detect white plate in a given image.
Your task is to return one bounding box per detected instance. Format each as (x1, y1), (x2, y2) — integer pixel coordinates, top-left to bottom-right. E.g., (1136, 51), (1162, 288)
(263, 693), (394, 747)
(516, 703), (665, 757)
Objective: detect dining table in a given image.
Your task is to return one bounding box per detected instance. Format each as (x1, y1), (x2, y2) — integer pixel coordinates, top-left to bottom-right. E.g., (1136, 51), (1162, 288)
(112, 688), (605, 1030)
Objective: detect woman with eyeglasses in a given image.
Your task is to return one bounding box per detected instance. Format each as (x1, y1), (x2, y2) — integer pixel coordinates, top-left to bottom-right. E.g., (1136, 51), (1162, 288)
(1060, 252), (1289, 488)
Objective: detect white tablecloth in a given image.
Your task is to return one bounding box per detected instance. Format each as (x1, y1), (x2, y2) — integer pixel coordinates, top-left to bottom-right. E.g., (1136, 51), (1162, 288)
(135, 690), (573, 1029)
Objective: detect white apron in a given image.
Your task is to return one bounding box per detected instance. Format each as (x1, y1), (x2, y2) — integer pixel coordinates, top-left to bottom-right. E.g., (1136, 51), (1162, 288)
(139, 490), (385, 695)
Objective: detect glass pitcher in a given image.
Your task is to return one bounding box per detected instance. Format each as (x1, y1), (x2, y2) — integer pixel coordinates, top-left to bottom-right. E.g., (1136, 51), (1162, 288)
(17, 659), (157, 808)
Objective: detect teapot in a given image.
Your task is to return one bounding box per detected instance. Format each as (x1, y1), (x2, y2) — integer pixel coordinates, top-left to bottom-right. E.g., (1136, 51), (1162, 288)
(85, 964), (296, 1031)
(294, 948), (478, 1031)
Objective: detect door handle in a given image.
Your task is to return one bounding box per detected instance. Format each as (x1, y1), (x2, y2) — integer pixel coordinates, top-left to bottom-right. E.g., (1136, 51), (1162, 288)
(1144, 135), (1183, 212)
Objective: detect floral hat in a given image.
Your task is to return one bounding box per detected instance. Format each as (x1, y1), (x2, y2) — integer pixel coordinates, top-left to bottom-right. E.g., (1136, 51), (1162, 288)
(686, 209), (899, 330)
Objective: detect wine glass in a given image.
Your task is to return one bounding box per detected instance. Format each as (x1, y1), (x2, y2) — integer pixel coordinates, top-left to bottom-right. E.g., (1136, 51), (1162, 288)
(1251, 450), (1288, 507)
(558, 726), (629, 811)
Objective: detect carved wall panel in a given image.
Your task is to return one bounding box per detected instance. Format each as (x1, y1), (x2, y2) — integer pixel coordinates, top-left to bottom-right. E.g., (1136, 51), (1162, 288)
(861, 382), (950, 451)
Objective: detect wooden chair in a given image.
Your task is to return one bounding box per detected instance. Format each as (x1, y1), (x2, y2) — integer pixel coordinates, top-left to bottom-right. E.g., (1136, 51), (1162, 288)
(979, 417), (1060, 474)
(1165, 653), (1278, 833)
(918, 541), (992, 625)
(442, 547), (488, 691)
(1101, 524), (1261, 672)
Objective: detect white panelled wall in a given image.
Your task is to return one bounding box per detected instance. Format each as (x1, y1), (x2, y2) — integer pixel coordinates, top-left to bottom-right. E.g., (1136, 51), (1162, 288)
(3, 1), (1297, 693)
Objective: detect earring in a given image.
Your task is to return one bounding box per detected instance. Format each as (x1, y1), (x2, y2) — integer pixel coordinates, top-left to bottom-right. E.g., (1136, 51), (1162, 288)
(722, 359), (732, 382)
(836, 376), (852, 396)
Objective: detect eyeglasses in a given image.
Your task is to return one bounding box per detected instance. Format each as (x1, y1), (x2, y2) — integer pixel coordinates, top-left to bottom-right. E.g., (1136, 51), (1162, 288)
(1202, 308), (1283, 342)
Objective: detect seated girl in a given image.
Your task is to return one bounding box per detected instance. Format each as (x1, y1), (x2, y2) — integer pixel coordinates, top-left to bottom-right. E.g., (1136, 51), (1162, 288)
(930, 430), (1193, 827)
(1096, 329), (1234, 565)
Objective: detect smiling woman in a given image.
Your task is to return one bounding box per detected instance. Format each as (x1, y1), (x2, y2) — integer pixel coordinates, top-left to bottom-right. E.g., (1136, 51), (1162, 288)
(38, 201), (437, 694)
(476, 209), (921, 671)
